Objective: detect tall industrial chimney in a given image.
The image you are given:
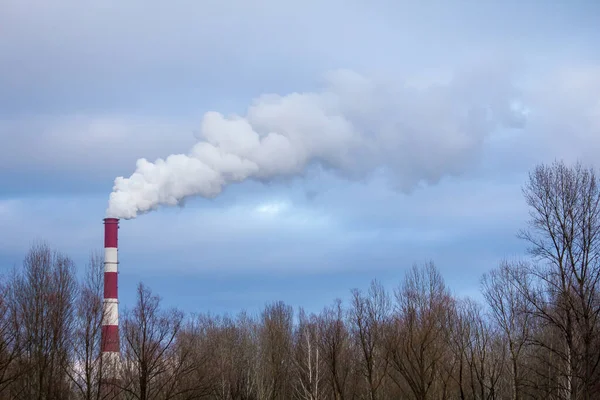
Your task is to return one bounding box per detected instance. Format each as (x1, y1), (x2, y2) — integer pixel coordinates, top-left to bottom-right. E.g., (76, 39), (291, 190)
(102, 218), (120, 370)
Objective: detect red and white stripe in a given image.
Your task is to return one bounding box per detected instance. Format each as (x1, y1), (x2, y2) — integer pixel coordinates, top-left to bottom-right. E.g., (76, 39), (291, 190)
(102, 218), (120, 366)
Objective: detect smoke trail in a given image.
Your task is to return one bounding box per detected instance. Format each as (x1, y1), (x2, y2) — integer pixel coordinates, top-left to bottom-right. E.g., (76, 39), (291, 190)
(106, 68), (526, 219)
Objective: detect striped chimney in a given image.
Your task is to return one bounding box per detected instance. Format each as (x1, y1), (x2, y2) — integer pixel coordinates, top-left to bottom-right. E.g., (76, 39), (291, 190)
(102, 218), (120, 368)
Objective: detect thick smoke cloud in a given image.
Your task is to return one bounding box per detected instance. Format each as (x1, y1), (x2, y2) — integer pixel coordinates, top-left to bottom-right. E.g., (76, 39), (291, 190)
(107, 67), (526, 219)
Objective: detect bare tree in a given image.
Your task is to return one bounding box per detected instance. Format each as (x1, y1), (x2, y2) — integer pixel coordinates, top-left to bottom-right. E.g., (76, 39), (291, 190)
(119, 282), (185, 400)
(256, 301), (294, 400)
(462, 298), (505, 400)
(0, 278), (23, 395)
(293, 308), (324, 400)
(388, 262), (453, 400)
(447, 298), (472, 400)
(349, 280), (391, 400)
(8, 242), (78, 400)
(318, 299), (354, 400)
(481, 260), (533, 400)
(62, 251), (113, 400)
(518, 160), (600, 399)
(227, 311), (260, 400)
(173, 313), (227, 400)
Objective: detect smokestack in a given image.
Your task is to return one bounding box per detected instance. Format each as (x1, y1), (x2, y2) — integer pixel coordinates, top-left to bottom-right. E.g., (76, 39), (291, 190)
(102, 217), (120, 369)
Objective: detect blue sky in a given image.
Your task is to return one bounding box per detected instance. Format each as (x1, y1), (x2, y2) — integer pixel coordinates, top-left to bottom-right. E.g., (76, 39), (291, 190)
(1, 0), (599, 316)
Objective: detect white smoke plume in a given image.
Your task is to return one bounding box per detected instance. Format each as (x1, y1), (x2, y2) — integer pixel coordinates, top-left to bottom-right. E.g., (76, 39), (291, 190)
(106, 67), (526, 219)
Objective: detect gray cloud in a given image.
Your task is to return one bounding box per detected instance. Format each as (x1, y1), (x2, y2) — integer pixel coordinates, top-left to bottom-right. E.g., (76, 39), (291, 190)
(0, 61), (597, 203)
(1, 0), (598, 200)
(1, 0), (596, 114)
(522, 65), (600, 166)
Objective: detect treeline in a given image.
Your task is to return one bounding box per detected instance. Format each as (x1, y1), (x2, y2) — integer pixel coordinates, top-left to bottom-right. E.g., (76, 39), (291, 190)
(1, 160), (600, 400)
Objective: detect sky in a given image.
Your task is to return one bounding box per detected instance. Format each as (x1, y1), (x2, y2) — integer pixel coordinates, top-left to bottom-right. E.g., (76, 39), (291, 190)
(1, 0), (599, 317)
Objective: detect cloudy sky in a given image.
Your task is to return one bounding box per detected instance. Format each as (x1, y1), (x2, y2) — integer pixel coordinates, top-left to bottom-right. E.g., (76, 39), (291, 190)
(1, 0), (599, 315)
